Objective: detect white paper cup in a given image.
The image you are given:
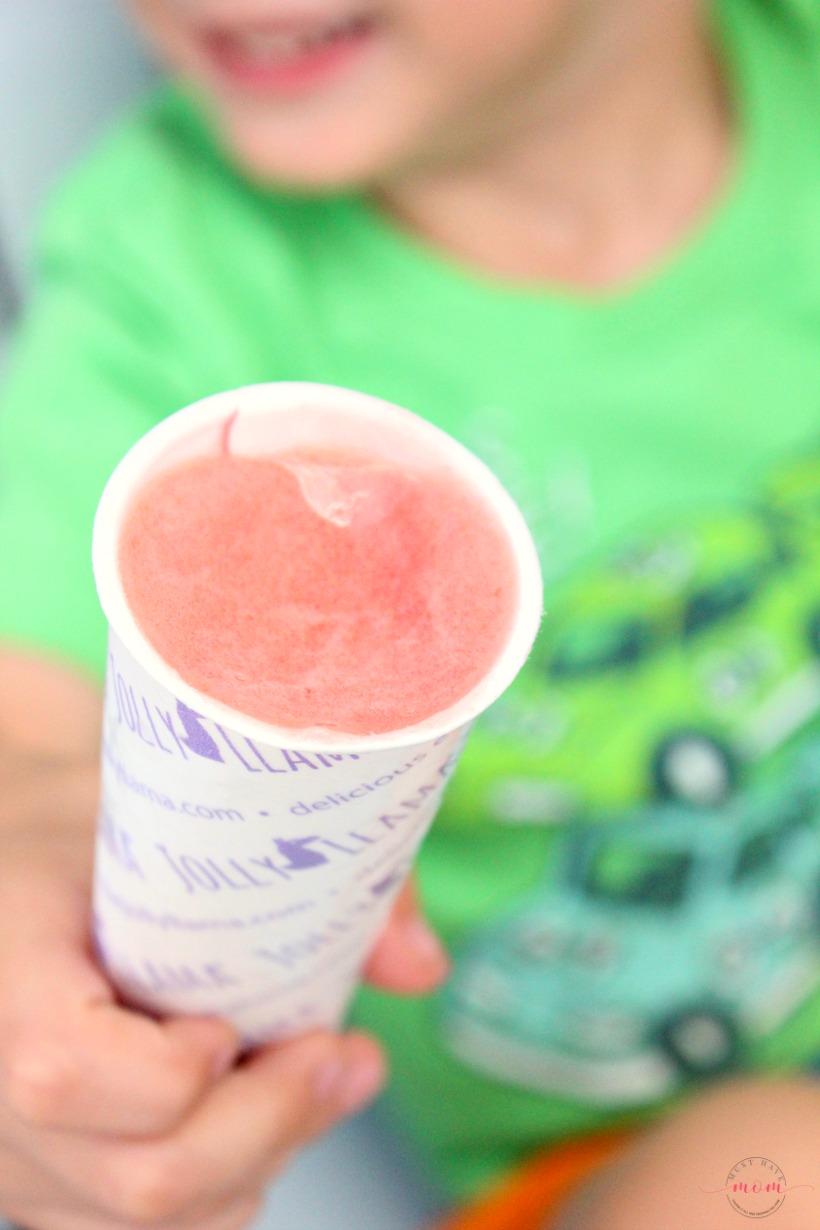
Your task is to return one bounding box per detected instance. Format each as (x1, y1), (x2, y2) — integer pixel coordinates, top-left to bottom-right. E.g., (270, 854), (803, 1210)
(92, 383), (542, 1045)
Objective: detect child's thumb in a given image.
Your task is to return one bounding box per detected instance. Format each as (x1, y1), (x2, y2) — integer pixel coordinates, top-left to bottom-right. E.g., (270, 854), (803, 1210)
(362, 874), (450, 993)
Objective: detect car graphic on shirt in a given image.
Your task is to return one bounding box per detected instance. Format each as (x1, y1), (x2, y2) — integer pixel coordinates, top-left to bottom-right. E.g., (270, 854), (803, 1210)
(439, 762), (820, 1104)
(762, 450), (820, 551)
(441, 505), (820, 830)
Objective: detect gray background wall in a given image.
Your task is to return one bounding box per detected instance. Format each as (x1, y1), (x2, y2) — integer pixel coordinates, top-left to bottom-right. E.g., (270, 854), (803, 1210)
(0, 0), (153, 294)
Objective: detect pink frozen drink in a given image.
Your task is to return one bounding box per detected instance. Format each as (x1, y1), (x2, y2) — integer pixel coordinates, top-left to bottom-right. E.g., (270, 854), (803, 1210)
(118, 442), (519, 735)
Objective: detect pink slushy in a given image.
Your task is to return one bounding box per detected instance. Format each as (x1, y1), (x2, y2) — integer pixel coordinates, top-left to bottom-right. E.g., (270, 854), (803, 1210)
(118, 445), (518, 735)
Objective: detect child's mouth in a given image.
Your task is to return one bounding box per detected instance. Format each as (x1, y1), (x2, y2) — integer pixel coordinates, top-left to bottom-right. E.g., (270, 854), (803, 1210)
(202, 13), (379, 96)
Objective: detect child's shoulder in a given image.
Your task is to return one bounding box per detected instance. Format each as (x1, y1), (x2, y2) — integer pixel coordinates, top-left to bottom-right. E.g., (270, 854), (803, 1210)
(38, 89), (204, 244)
(34, 87), (325, 279)
(723, 0), (820, 100)
(749, 0), (820, 107)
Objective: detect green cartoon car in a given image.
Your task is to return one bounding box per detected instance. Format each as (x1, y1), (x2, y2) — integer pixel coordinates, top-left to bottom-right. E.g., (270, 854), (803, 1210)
(442, 507), (820, 829)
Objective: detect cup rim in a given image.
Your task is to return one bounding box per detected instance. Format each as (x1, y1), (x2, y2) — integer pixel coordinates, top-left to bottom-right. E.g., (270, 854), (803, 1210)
(93, 382), (543, 753)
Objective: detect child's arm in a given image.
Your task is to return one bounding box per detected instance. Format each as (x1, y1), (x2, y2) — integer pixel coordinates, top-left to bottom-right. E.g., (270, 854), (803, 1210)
(0, 648), (445, 1230)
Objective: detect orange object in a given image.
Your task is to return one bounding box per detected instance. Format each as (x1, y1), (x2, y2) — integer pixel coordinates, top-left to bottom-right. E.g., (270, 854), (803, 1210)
(429, 1129), (636, 1230)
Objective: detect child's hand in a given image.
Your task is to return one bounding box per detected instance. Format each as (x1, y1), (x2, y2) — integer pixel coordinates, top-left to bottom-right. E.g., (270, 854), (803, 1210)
(0, 833), (387, 1230)
(0, 651), (448, 1230)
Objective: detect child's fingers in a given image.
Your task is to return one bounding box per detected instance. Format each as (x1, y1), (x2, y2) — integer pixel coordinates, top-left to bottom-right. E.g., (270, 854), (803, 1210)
(0, 1142), (264, 1230)
(34, 1031), (384, 1226)
(0, 856), (239, 1136)
(0, 1000), (239, 1137)
(0, 924), (239, 1136)
(362, 874), (450, 992)
(155, 1029), (385, 1186)
(43, 1196), (264, 1230)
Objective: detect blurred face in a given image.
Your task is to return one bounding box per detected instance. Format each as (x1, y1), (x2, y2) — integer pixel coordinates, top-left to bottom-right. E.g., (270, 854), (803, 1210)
(130, 0), (599, 187)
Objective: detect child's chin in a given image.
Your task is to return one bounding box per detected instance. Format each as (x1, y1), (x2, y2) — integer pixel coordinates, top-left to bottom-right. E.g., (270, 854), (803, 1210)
(235, 151), (376, 193)
(220, 113), (411, 193)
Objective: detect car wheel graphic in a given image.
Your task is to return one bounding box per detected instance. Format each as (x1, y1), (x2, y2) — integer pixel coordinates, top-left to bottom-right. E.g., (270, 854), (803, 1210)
(657, 1008), (740, 1078)
(652, 732), (737, 806)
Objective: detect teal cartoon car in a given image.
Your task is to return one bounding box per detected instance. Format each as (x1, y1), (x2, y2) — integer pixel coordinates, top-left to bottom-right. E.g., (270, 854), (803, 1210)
(440, 765), (820, 1104)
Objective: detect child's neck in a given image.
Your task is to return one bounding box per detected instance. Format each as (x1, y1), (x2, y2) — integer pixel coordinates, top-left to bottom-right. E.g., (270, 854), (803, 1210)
(377, 8), (732, 291)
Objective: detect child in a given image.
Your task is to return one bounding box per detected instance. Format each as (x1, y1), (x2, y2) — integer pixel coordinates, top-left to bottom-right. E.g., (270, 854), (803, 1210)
(1, 1), (819, 1228)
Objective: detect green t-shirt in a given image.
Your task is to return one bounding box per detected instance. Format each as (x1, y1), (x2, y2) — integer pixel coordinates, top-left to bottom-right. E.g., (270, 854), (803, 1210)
(2, 0), (820, 1203)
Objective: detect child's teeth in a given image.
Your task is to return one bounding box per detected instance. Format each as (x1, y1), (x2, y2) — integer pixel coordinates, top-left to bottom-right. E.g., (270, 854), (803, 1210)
(239, 30), (311, 59)
(236, 20), (356, 62)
